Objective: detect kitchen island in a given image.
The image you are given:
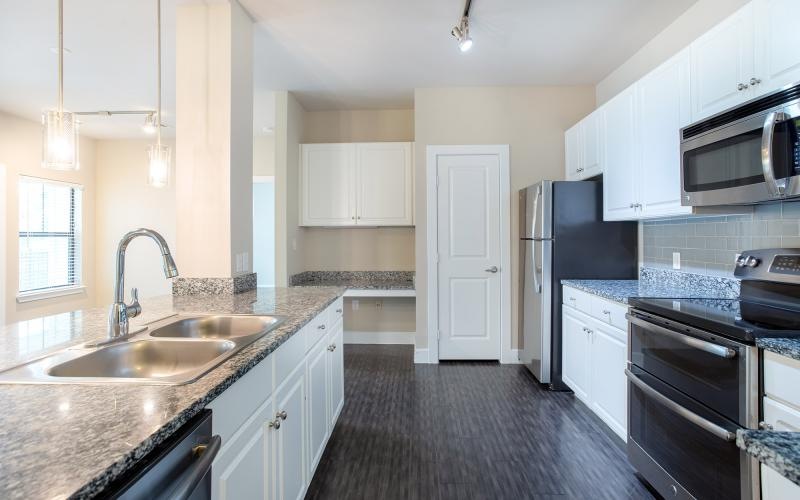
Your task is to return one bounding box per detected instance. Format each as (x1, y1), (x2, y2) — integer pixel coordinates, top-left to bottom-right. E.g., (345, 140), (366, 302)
(0, 286), (344, 499)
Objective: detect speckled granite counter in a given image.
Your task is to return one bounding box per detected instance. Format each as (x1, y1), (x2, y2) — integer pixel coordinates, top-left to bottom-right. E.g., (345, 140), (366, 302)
(291, 270), (415, 290)
(757, 337), (800, 361)
(0, 286), (344, 500)
(561, 267), (740, 304)
(738, 430), (800, 487)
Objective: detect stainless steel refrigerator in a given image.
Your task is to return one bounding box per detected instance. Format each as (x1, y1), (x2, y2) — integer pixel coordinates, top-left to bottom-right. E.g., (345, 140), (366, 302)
(520, 180), (637, 390)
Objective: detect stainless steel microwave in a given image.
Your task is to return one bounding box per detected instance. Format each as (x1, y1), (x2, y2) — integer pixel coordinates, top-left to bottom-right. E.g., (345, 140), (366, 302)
(680, 82), (800, 206)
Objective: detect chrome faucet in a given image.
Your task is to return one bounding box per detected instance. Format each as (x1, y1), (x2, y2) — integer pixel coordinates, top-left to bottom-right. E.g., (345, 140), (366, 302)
(108, 228), (179, 339)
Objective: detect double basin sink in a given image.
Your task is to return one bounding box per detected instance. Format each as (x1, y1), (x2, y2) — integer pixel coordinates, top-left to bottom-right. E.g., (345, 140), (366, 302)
(0, 315), (286, 385)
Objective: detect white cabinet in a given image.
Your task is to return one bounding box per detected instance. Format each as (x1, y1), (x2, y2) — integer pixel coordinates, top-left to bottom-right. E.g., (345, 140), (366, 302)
(328, 317), (345, 426)
(300, 142), (414, 227)
(274, 362), (308, 500)
(690, 3), (755, 121)
(564, 109), (603, 181)
(602, 86), (638, 221)
(561, 306), (591, 402)
(306, 336), (329, 476)
(300, 143), (356, 226)
(754, 0), (800, 95)
(562, 285), (628, 440)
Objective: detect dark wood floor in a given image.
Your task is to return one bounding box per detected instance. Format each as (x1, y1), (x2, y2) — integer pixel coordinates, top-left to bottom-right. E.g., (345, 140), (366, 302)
(306, 345), (656, 500)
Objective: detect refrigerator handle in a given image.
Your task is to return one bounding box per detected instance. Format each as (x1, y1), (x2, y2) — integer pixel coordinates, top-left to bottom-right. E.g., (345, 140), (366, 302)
(532, 184), (541, 239)
(531, 185), (542, 293)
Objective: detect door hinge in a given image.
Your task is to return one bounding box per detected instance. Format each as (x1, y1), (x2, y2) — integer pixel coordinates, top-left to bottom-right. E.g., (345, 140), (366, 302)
(436, 175), (440, 189)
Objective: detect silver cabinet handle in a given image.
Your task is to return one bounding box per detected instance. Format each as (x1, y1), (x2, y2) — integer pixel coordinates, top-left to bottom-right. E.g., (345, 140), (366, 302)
(737, 82), (749, 91)
(625, 369), (736, 441)
(626, 314), (736, 358)
(576, 167), (584, 173)
(318, 324), (326, 330)
(602, 310), (610, 315)
(750, 77), (761, 86)
(327, 344), (337, 351)
(276, 410), (287, 420)
(335, 308), (343, 313)
(485, 266), (499, 273)
(268, 418), (281, 429)
(762, 110), (789, 197)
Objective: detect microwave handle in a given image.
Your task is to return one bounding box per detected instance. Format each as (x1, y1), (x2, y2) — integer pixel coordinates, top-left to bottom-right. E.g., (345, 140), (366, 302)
(625, 369), (737, 442)
(762, 110), (788, 197)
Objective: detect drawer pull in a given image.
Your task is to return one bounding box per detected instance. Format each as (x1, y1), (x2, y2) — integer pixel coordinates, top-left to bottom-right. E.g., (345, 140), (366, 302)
(318, 324), (326, 330)
(626, 314), (736, 359)
(276, 410), (287, 420)
(335, 308), (343, 313)
(602, 310), (610, 315)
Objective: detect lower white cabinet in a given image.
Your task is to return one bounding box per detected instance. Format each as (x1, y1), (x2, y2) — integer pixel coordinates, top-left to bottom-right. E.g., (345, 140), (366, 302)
(207, 299), (345, 500)
(562, 286), (628, 440)
(761, 352), (800, 499)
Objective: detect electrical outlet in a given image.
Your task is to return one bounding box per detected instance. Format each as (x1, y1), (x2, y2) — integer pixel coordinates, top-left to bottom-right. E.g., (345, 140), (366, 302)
(672, 252), (681, 270)
(375, 300), (382, 309)
(352, 300), (359, 311)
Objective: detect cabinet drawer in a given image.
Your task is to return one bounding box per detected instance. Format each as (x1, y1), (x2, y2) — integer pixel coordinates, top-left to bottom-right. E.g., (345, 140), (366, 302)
(275, 325), (308, 384)
(764, 351), (800, 410)
(764, 396), (800, 432)
(328, 297), (344, 323)
(305, 308), (330, 353)
(563, 286), (592, 313)
(590, 296), (629, 331)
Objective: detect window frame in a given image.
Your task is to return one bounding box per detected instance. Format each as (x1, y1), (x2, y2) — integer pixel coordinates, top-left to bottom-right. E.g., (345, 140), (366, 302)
(16, 176), (85, 302)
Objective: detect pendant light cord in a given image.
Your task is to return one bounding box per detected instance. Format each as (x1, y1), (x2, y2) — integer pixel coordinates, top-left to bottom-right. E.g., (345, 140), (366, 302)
(156, 0), (162, 149)
(58, 0), (64, 116)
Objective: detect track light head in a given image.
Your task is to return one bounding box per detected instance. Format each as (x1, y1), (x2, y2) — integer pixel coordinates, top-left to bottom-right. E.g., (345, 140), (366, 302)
(451, 16), (472, 52)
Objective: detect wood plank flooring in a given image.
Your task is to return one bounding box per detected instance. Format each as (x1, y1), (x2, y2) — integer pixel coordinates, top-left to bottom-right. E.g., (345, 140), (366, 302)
(305, 345), (656, 500)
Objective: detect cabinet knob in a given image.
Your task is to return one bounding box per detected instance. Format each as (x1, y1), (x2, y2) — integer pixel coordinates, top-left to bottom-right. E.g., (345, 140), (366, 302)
(336, 308), (343, 313)
(276, 410), (287, 420)
(351, 216), (355, 220)
(268, 418), (281, 429)
(602, 310), (610, 315)
(327, 344), (335, 351)
(576, 167), (584, 173)
(318, 324), (326, 330)
(737, 82), (749, 91)
(750, 77), (761, 86)
(759, 421), (774, 430)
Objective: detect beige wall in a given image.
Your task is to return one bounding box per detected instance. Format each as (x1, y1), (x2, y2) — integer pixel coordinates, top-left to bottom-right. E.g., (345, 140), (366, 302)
(413, 86), (596, 351)
(301, 108), (415, 273)
(254, 134), (275, 177)
(343, 297), (416, 333)
(596, 0), (750, 105)
(0, 111), (97, 324)
(94, 139), (177, 303)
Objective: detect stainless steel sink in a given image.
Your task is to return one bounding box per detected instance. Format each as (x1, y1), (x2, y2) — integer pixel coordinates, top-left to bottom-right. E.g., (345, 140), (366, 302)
(149, 315), (283, 340)
(0, 314), (286, 385)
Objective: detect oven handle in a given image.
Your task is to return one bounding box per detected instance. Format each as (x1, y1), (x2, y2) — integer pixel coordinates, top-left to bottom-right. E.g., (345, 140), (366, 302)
(625, 369), (737, 442)
(762, 110), (788, 197)
(626, 314), (737, 359)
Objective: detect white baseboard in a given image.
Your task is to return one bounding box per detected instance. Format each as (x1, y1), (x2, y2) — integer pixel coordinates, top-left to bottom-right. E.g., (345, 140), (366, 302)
(343, 331), (415, 345)
(414, 348), (430, 364)
(502, 348), (522, 364)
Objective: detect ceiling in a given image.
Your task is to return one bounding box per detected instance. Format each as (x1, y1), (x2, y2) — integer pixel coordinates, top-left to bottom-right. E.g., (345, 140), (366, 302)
(247, 0), (698, 110)
(0, 0), (697, 137)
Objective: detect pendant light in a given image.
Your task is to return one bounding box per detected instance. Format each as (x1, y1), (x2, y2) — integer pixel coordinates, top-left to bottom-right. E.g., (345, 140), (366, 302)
(147, 0), (170, 188)
(42, 0), (79, 170)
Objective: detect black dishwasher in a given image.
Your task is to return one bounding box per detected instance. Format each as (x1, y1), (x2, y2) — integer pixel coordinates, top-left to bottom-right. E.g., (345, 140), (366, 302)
(106, 410), (221, 500)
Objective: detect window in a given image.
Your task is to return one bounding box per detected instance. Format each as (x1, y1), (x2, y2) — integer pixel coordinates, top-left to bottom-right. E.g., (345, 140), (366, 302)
(18, 177), (83, 295)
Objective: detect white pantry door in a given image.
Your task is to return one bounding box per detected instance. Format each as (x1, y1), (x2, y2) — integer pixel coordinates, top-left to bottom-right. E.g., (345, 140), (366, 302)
(436, 153), (501, 360)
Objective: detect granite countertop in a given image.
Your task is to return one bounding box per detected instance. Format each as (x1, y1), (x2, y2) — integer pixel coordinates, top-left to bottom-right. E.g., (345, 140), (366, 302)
(290, 270), (415, 290)
(757, 338), (800, 362)
(561, 267), (740, 304)
(0, 286), (344, 500)
(737, 430), (800, 487)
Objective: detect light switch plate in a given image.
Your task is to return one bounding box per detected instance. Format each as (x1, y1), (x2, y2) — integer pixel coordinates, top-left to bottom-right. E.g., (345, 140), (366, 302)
(672, 252), (681, 270)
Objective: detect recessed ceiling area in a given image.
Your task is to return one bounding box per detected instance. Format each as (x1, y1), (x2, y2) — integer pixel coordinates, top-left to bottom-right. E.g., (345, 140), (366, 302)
(247, 0), (698, 110)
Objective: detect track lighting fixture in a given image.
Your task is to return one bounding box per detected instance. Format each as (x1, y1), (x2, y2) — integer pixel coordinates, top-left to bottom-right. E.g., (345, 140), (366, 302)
(451, 0), (473, 52)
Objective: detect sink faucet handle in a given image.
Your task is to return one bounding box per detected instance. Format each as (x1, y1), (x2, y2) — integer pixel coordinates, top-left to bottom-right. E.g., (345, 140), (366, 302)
(128, 287), (142, 318)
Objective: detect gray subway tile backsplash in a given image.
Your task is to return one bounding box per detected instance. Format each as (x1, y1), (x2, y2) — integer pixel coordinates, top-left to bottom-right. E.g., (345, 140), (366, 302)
(642, 201), (800, 278)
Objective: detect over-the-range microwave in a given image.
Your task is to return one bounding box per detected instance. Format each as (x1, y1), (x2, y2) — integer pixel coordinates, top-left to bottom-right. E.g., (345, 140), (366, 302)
(680, 82), (800, 206)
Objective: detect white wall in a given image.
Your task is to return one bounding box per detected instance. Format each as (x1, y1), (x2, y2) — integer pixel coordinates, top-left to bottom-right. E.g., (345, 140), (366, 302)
(94, 139), (177, 303)
(413, 86), (596, 351)
(253, 178), (275, 286)
(254, 134), (275, 176)
(596, 0), (750, 104)
(0, 164), (5, 325)
(0, 111), (97, 323)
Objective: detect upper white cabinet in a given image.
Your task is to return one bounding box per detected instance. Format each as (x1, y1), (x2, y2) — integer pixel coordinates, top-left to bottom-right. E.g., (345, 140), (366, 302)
(691, 0), (800, 122)
(602, 86), (639, 221)
(300, 142), (414, 227)
(564, 109), (603, 181)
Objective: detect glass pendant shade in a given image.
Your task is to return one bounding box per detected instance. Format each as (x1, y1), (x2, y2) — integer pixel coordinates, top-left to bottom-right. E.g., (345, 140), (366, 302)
(42, 110), (79, 170)
(147, 143), (171, 187)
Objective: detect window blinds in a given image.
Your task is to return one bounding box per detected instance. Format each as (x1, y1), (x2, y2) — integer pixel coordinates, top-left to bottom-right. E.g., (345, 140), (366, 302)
(18, 177), (83, 293)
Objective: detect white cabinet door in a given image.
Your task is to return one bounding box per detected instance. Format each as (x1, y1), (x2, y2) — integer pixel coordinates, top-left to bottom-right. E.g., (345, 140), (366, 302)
(355, 143), (413, 226)
(580, 110), (602, 179)
(300, 144), (356, 226)
(564, 124), (581, 180)
(562, 307), (590, 403)
(589, 323), (627, 440)
(602, 87), (639, 221)
(274, 363), (308, 500)
(328, 318), (344, 427)
(762, 463), (800, 500)
(306, 337), (329, 477)
(212, 396), (272, 500)
(690, 3), (755, 121)
(637, 49), (693, 219)
(754, 0), (800, 96)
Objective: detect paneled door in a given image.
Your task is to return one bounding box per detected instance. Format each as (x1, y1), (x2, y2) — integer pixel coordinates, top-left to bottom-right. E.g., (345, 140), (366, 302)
(436, 153), (502, 360)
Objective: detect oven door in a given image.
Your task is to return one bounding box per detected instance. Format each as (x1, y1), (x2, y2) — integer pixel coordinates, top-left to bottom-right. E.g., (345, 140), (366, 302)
(680, 103), (800, 206)
(626, 366), (757, 500)
(627, 310), (756, 425)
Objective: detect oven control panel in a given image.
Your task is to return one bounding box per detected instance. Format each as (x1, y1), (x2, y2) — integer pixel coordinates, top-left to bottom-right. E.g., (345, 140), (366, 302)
(735, 248), (800, 283)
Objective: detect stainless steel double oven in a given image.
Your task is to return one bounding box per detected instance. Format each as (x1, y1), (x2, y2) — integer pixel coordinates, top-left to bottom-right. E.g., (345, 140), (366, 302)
(625, 309), (759, 500)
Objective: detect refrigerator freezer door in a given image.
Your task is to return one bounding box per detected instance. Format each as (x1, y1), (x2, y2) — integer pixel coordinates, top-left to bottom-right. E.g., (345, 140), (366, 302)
(523, 181), (553, 240)
(521, 239), (553, 383)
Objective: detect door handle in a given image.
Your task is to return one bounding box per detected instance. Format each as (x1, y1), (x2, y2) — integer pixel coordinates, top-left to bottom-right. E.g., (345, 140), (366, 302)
(485, 266), (499, 273)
